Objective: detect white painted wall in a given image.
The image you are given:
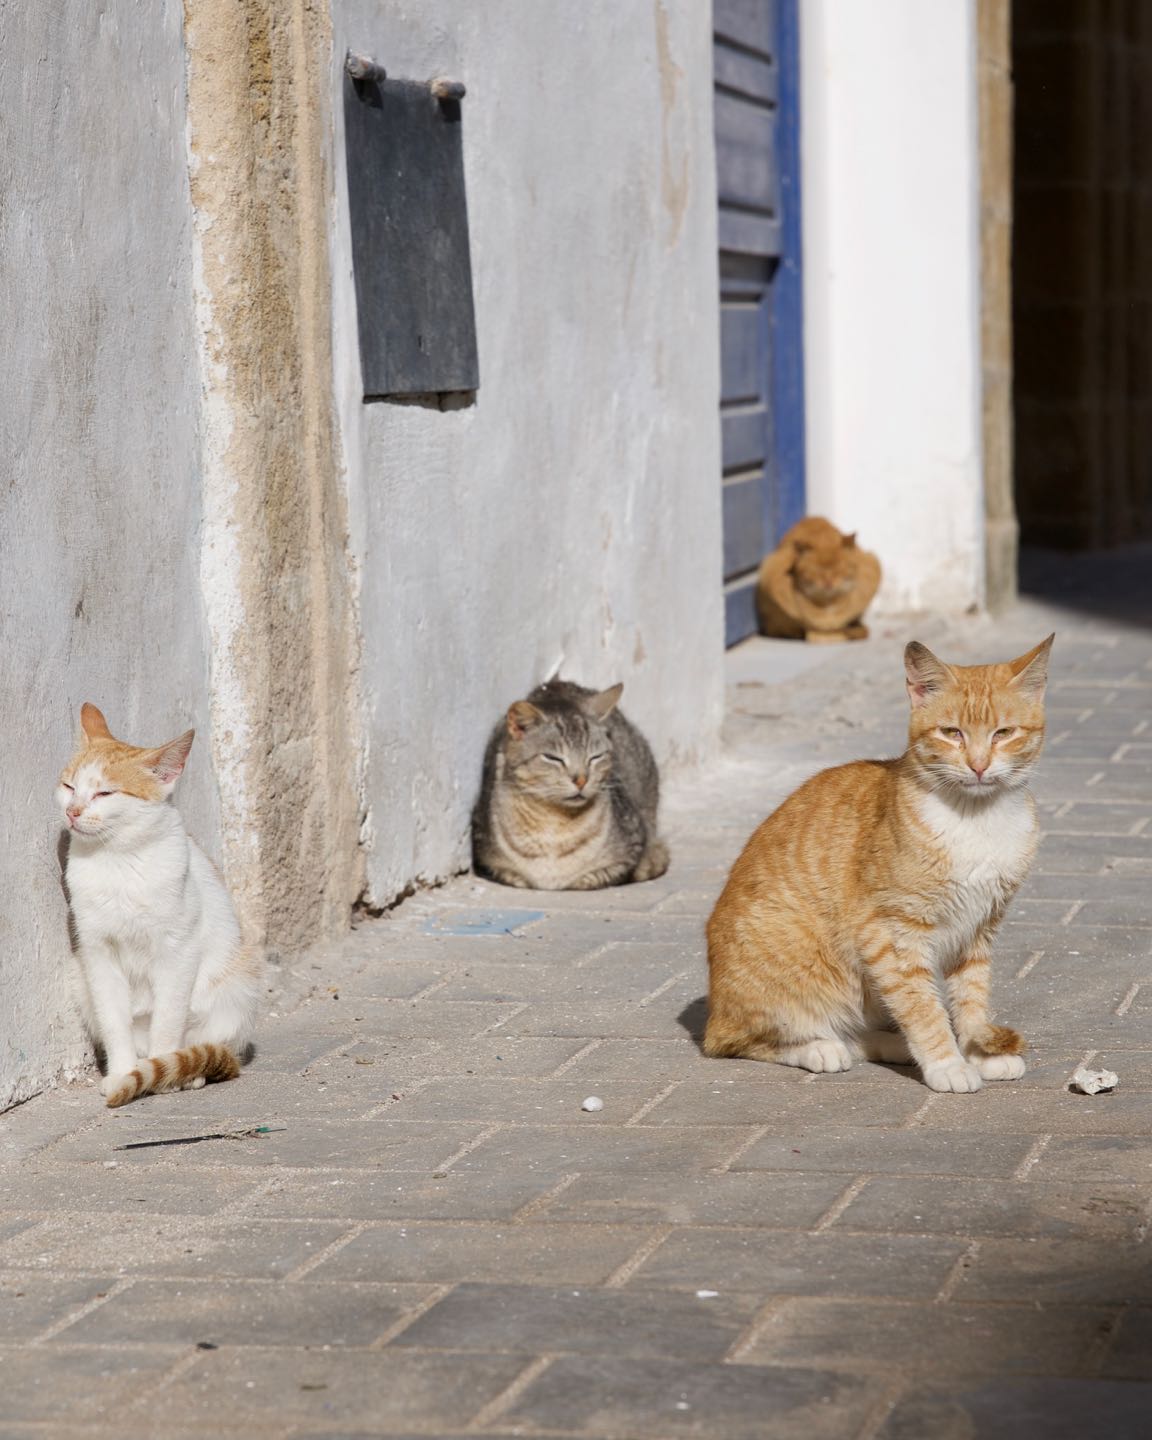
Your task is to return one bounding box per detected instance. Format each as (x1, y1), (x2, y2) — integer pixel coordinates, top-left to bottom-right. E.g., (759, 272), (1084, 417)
(799, 0), (985, 614)
(329, 1), (725, 903)
(0, 4), (217, 1108)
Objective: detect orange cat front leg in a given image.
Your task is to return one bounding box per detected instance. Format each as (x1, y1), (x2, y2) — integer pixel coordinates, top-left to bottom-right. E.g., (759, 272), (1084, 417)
(946, 937), (1026, 1081)
(862, 932), (983, 1092)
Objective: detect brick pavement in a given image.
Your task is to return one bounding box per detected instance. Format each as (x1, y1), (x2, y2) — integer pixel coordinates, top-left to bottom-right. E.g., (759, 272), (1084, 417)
(1, 564), (1151, 1438)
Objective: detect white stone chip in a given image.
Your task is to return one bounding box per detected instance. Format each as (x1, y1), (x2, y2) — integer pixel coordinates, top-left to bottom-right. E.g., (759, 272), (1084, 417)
(580, 1096), (604, 1112)
(1069, 1066), (1119, 1096)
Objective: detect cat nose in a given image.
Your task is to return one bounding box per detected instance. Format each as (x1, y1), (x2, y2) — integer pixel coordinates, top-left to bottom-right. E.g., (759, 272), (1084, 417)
(969, 763), (988, 779)
(66, 806), (82, 821)
(573, 773), (587, 791)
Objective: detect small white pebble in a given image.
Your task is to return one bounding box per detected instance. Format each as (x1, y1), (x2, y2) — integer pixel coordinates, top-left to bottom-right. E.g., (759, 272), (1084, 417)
(581, 1096), (604, 1112)
(695, 1289), (719, 1299)
(102, 1161), (118, 1169)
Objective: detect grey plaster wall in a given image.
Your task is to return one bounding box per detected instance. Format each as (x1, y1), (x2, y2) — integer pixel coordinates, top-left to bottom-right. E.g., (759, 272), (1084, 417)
(330, 1), (725, 903)
(0, 3), (216, 1107)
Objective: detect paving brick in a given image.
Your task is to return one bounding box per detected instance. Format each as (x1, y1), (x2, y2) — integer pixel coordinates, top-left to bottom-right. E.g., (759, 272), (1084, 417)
(0, 1093), (93, 1165)
(157, 1348), (525, 1429)
(1102, 1307), (1152, 1379)
(1033, 833), (1152, 873)
(553, 1038), (715, 1083)
(502, 1354), (884, 1439)
(955, 1239), (1152, 1306)
(734, 1129), (1038, 1177)
(386, 1034), (594, 1078)
(877, 1378), (1152, 1440)
(736, 1298), (1118, 1376)
(393, 1282), (760, 1359)
(627, 1229), (965, 1298)
(0, 1430), (251, 1440)
(530, 1171), (848, 1228)
(491, 999), (701, 1041)
(1031, 1134), (1152, 1182)
(324, 998), (523, 1039)
(381, 1077), (662, 1126)
(642, 1072), (929, 1128)
(1033, 801), (1152, 834)
(833, 1175), (1148, 1241)
(433, 942), (689, 1003)
(0, 1273), (118, 1341)
(448, 1124), (755, 1178)
(243, 1168), (560, 1222)
(0, 1163), (265, 1218)
(250, 1025), (350, 1073)
(1, 1214), (351, 1279)
(914, 1087), (1152, 1135)
(56, 1277), (435, 1348)
(309, 1220), (652, 1285)
(0, 1217), (38, 1244)
(313, 960), (450, 1000)
(0, 1344), (177, 1422)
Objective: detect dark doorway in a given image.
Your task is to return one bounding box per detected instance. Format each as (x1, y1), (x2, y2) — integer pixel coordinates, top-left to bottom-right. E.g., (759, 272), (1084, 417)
(1013, 1), (1152, 549)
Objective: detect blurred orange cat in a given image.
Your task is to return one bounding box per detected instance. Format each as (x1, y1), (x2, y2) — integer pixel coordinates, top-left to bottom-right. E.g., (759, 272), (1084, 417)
(757, 516), (881, 642)
(705, 636), (1054, 1093)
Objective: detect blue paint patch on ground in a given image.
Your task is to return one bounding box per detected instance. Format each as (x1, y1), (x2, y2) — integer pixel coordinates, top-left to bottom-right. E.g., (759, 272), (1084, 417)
(423, 909), (546, 937)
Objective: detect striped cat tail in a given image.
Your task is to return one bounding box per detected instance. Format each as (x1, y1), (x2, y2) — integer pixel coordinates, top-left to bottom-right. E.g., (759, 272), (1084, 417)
(103, 1043), (241, 1108)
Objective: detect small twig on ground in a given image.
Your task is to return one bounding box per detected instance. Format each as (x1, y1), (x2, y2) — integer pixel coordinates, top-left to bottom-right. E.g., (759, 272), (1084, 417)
(114, 1125), (286, 1152)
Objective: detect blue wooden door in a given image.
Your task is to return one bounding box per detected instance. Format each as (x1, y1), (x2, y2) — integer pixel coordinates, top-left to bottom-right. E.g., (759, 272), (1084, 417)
(715, 0), (806, 645)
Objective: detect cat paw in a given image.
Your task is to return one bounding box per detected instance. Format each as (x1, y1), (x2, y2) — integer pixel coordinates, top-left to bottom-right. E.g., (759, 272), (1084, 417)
(922, 1058), (984, 1093)
(780, 1039), (854, 1073)
(974, 1054), (1026, 1081)
(99, 1073), (132, 1097)
(182, 1076), (207, 1090)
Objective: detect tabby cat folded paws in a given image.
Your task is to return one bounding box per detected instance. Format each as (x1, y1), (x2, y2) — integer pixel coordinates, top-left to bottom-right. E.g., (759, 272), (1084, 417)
(972, 1053), (1026, 1081)
(778, 1039), (854, 1073)
(922, 1058), (984, 1094)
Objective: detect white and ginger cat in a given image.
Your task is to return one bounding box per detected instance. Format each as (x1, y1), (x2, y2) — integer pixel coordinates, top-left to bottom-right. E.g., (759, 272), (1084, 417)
(58, 704), (262, 1107)
(705, 636), (1054, 1093)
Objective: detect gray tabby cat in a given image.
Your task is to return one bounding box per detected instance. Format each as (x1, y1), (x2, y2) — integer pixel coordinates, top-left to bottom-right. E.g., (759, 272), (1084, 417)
(473, 679), (670, 890)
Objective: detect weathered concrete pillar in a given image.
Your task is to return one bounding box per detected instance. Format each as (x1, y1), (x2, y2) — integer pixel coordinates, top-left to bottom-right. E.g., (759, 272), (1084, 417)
(184, 0), (362, 958)
(978, 0), (1018, 611)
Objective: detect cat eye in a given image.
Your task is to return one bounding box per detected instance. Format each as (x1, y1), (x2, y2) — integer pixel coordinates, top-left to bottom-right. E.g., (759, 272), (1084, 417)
(94, 790), (117, 799)
(992, 728), (1016, 741)
(588, 752), (607, 764)
(541, 754), (565, 766)
(939, 727), (964, 741)
(61, 782), (74, 792)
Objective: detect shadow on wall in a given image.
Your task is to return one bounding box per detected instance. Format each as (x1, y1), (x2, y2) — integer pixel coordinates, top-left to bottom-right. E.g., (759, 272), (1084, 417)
(1019, 546), (1152, 631)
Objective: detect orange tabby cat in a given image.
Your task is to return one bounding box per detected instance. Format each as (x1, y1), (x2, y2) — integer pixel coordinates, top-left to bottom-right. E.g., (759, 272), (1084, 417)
(757, 516), (881, 642)
(705, 636), (1054, 1092)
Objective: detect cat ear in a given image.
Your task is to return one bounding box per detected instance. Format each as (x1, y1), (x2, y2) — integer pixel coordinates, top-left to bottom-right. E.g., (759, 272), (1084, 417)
(904, 642), (954, 707)
(585, 683), (623, 720)
(144, 730), (195, 786)
(80, 703), (112, 741)
(842, 532), (857, 549)
(506, 702), (543, 739)
(1007, 633), (1055, 699)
